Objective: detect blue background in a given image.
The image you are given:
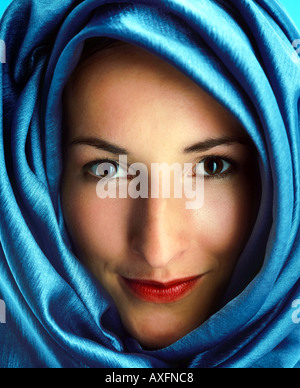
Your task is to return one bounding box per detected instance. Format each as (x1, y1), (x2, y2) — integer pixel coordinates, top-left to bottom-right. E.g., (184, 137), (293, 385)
(0, 0), (300, 29)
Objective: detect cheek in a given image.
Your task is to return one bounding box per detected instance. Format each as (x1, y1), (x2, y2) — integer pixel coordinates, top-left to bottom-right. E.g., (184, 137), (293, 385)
(193, 179), (254, 263)
(61, 184), (130, 265)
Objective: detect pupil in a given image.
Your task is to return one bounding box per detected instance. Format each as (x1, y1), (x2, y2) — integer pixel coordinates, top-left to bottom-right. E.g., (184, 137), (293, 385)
(105, 165), (115, 176)
(97, 163), (116, 177)
(206, 159), (220, 175)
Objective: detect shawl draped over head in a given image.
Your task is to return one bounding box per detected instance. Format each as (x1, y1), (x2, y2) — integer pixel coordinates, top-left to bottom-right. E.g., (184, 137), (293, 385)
(0, 0), (300, 368)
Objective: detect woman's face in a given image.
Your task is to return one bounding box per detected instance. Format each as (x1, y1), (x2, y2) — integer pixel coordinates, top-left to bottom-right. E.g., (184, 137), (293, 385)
(61, 44), (259, 349)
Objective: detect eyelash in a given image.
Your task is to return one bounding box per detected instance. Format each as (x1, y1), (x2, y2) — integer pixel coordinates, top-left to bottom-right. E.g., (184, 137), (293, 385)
(83, 155), (237, 182)
(194, 154), (237, 180)
(83, 158), (123, 181)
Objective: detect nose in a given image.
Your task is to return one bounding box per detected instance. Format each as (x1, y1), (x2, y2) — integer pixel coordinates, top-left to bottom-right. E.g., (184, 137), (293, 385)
(129, 197), (190, 269)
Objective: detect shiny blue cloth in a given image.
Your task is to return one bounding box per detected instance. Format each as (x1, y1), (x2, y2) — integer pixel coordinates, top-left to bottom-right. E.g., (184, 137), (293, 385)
(0, 0), (300, 368)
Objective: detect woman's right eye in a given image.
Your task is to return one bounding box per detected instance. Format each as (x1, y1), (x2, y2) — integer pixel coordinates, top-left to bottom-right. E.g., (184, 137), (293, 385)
(85, 160), (127, 180)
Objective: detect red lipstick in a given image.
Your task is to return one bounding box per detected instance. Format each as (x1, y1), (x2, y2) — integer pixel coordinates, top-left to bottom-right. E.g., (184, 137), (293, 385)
(121, 276), (201, 303)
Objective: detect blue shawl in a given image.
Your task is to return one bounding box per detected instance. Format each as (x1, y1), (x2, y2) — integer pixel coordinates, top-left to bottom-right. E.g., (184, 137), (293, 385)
(0, 0), (299, 368)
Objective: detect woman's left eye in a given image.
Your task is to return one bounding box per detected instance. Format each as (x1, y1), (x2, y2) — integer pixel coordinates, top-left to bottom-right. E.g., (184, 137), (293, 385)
(194, 157), (234, 178)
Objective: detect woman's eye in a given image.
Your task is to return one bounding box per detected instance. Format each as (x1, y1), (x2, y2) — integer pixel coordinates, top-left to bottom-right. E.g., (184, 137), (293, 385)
(86, 160), (127, 180)
(194, 157), (233, 178)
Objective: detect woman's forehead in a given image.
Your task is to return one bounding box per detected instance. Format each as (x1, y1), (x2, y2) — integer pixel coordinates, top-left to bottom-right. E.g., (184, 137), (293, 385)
(63, 41), (251, 158)
(67, 41), (241, 128)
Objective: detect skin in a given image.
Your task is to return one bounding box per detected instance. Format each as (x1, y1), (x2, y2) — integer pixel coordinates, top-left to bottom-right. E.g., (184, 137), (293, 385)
(61, 43), (259, 350)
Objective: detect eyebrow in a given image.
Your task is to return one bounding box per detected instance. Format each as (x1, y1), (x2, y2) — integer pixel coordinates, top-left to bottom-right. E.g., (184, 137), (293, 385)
(183, 136), (248, 153)
(69, 135), (249, 155)
(70, 137), (129, 155)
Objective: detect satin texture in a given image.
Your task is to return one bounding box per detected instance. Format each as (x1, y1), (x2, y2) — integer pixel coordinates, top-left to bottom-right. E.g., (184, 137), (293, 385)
(0, 0), (299, 368)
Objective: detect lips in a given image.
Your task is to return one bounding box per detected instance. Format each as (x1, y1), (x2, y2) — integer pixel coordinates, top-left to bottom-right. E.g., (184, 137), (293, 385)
(121, 276), (201, 303)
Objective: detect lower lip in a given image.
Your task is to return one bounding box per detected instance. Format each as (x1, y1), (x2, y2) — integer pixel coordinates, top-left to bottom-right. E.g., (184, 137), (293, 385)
(121, 276), (201, 304)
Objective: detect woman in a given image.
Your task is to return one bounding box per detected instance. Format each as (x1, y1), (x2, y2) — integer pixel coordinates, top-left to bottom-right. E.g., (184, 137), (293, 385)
(61, 38), (262, 351)
(0, 0), (299, 368)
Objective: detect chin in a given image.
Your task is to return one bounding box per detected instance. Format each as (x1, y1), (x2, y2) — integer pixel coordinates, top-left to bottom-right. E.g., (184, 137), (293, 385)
(119, 304), (207, 350)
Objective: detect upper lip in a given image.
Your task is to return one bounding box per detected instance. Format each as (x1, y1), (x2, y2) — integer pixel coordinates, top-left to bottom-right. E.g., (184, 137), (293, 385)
(122, 275), (201, 288)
